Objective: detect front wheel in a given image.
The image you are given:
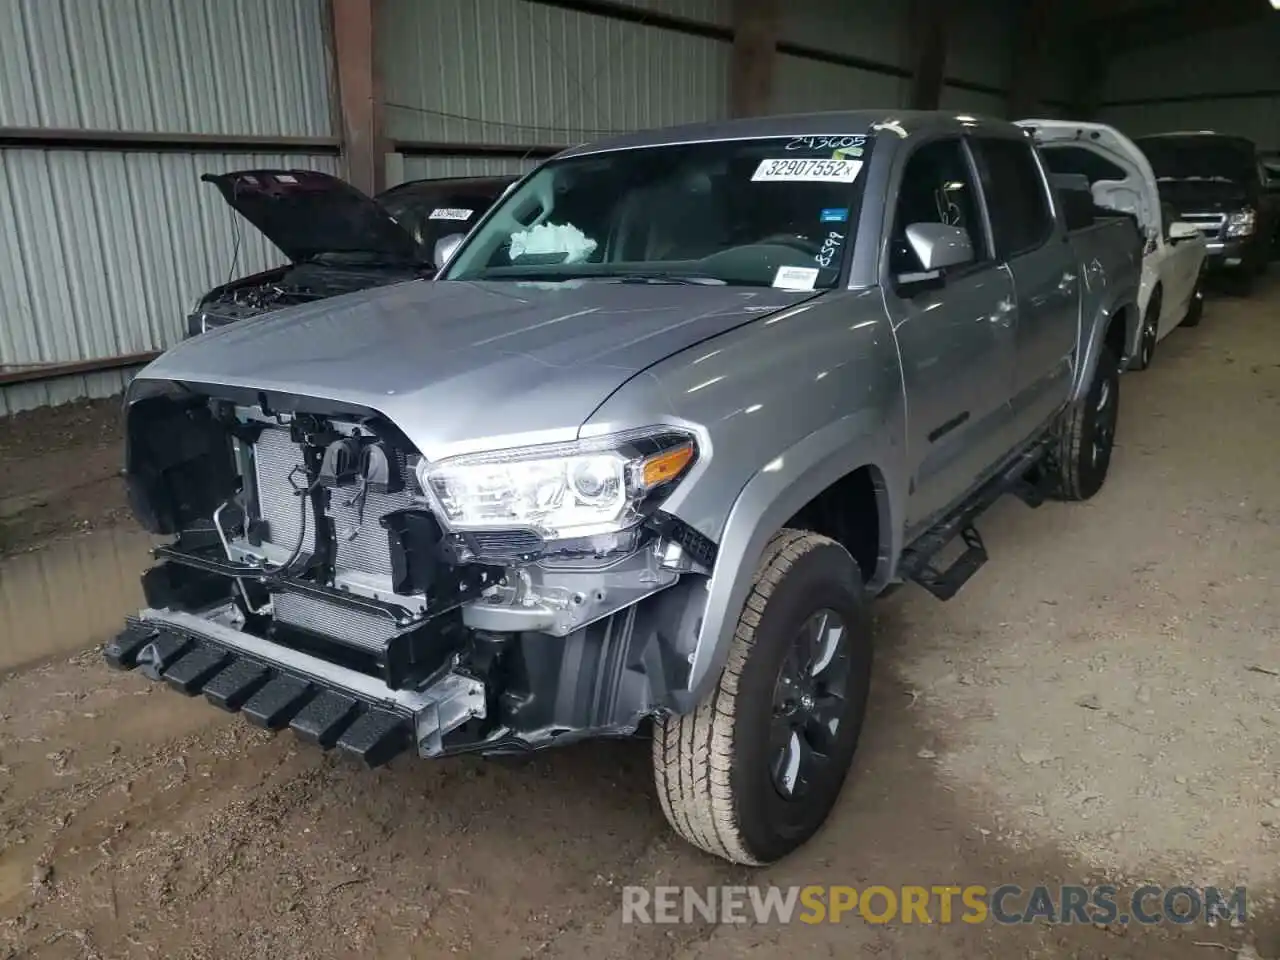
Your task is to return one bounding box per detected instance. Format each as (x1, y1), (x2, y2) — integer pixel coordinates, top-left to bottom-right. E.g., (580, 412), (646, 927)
(1050, 343), (1120, 501)
(652, 531), (871, 865)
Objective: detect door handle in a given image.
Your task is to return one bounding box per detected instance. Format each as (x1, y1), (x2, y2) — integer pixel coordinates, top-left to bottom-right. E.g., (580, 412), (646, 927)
(1058, 272), (1077, 293)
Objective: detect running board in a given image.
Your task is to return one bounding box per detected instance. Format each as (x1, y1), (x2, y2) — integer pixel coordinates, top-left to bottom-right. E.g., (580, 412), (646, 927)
(909, 525), (987, 601)
(896, 437), (1054, 600)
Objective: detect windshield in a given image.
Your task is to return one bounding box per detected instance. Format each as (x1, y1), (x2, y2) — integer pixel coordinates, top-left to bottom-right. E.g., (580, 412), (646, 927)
(1136, 136), (1256, 184)
(379, 181), (513, 260)
(442, 135), (872, 289)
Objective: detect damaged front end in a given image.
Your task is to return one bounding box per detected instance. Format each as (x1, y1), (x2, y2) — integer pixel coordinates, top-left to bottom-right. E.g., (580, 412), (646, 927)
(107, 380), (714, 766)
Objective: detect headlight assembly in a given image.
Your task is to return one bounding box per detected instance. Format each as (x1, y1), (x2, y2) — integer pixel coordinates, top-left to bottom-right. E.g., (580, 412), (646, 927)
(1226, 208), (1256, 238)
(417, 428), (698, 540)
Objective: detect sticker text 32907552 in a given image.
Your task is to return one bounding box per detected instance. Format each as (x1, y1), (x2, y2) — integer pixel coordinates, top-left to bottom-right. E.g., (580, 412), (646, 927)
(752, 158), (863, 184)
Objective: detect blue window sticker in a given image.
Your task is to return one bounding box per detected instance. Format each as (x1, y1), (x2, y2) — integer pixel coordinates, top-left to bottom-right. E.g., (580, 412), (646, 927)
(820, 208), (849, 223)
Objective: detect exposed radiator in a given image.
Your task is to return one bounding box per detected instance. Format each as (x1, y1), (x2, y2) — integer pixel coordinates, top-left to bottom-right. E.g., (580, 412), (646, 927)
(252, 427), (418, 580)
(273, 589), (398, 652)
(328, 469), (417, 578)
(253, 428), (317, 556)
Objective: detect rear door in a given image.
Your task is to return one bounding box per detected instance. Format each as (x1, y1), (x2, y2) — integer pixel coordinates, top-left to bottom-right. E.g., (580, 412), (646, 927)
(883, 137), (1018, 535)
(971, 136), (1078, 443)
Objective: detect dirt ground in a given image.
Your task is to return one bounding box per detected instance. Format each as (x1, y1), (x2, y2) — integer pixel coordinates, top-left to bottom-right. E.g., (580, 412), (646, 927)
(0, 399), (129, 560)
(1, 279), (1278, 959)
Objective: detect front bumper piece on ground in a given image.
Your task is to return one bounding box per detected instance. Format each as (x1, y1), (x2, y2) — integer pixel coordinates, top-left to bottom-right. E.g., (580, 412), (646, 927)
(103, 608), (485, 767)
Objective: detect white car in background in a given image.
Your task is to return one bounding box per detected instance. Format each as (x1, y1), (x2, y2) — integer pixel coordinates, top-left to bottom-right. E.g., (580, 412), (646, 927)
(1018, 120), (1209, 371)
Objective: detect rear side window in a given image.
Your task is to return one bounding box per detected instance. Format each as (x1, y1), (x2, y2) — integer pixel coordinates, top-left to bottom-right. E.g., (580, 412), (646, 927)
(973, 138), (1054, 258)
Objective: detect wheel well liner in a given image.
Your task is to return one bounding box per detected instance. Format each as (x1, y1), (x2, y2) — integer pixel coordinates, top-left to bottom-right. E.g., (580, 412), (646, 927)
(784, 465), (888, 587)
(1106, 303), (1133, 361)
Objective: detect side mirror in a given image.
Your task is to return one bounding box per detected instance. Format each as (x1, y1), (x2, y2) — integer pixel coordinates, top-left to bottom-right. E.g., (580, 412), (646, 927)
(433, 233), (465, 270)
(905, 223), (975, 272)
(1169, 221), (1202, 242)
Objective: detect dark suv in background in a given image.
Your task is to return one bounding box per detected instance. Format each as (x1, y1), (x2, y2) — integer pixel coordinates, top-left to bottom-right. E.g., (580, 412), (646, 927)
(1135, 133), (1277, 293)
(187, 171), (516, 335)
(1263, 151), (1280, 259)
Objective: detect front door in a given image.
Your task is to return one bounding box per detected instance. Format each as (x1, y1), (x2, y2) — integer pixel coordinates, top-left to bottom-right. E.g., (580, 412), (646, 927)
(972, 137), (1078, 444)
(882, 137), (1017, 536)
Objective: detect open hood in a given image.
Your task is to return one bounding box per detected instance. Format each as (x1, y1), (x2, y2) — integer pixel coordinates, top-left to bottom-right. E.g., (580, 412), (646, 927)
(1153, 178), (1249, 212)
(1017, 120), (1158, 237)
(203, 169), (426, 264)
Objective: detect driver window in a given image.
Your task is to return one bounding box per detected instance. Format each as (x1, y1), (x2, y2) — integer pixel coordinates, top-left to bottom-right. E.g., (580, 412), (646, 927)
(890, 139), (988, 275)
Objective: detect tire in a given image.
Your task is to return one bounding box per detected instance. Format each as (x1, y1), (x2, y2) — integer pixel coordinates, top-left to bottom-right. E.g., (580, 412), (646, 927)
(1051, 342), (1120, 502)
(1130, 290), (1160, 371)
(1181, 275), (1204, 328)
(652, 530), (872, 865)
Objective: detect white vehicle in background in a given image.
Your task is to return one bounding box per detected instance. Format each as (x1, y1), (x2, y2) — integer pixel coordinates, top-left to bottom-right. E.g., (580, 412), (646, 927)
(1017, 120), (1208, 371)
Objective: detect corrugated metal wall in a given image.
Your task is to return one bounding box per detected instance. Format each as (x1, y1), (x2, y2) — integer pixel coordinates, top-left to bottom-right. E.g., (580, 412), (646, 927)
(1099, 20), (1280, 149)
(379, 0), (729, 150)
(0, 0), (332, 135)
(610, 0), (730, 26)
(771, 56), (905, 115)
(775, 0), (1019, 119)
(0, 0), (335, 417)
(380, 0), (1027, 187)
(0, 151), (340, 416)
(400, 154), (538, 183)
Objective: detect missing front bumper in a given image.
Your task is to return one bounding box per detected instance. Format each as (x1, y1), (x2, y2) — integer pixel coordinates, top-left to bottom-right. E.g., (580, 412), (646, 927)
(104, 608), (486, 767)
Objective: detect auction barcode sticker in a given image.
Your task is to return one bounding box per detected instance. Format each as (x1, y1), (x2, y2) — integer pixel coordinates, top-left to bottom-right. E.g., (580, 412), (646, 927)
(429, 207), (474, 221)
(751, 158), (862, 183)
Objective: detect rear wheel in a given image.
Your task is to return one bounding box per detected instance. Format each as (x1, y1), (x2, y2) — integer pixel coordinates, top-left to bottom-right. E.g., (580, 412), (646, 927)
(1051, 343), (1120, 501)
(1130, 291), (1160, 371)
(652, 531), (871, 865)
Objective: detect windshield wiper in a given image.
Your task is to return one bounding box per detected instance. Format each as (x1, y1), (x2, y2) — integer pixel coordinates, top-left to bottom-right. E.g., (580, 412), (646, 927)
(310, 253), (430, 269)
(469, 270), (731, 285)
(610, 272), (727, 286)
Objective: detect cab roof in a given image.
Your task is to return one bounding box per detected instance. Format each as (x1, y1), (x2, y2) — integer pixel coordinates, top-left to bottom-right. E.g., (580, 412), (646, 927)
(554, 110), (1028, 160)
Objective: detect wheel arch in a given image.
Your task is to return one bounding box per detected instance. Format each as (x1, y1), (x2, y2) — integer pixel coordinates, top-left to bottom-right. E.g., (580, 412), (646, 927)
(678, 414), (904, 710)
(1075, 294), (1137, 401)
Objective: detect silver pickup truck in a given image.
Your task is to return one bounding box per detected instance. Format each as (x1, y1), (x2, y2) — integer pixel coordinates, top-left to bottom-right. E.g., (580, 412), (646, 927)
(106, 111), (1141, 866)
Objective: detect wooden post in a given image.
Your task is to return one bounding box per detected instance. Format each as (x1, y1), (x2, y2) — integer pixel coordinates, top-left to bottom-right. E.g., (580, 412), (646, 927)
(906, 0), (948, 111)
(1006, 0), (1055, 119)
(331, 0), (386, 195)
(730, 0), (780, 118)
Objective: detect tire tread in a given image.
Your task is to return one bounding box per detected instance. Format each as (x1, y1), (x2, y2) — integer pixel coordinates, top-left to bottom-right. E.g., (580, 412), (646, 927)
(652, 529), (836, 865)
(1052, 343), (1118, 502)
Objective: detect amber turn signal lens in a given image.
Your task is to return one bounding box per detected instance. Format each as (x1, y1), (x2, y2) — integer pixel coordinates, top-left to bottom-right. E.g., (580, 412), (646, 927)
(641, 442), (695, 488)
